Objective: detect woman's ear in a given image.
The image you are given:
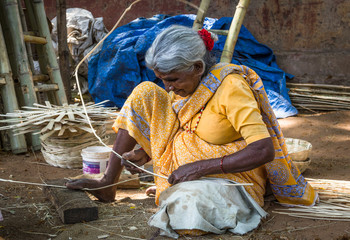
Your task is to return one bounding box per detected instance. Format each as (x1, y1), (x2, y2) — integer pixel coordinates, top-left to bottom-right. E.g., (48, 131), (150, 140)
(194, 61), (204, 76)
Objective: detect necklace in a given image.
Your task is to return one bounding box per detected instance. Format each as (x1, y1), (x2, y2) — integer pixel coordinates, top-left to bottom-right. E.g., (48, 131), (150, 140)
(185, 107), (205, 134)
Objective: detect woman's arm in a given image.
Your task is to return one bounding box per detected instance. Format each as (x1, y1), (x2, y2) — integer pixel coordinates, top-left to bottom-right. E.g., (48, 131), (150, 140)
(168, 137), (275, 185)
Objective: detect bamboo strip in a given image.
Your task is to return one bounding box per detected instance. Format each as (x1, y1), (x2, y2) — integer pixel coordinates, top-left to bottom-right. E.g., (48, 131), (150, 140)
(289, 88), (350, 96)
(292, 100), (350, 107)
(291, 98), (350, 105)
(0, 102), (117, 137)
(287, 82), (350, 112)
(289, 92), (350, 102)
(287, 82), (350, 91)
(293, 104), (350, 110)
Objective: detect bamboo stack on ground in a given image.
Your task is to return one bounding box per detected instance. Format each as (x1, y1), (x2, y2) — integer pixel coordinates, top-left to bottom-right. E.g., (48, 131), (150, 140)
(273, 178), (350, 221)
(0, 22), (27, 154)
(287, 83), (350, 112)
(0, 0), (41, 150)
(0, 100), (118, 168)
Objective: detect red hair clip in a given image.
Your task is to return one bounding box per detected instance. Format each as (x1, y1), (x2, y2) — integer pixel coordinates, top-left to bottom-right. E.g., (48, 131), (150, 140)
(198, 29), (214, 51)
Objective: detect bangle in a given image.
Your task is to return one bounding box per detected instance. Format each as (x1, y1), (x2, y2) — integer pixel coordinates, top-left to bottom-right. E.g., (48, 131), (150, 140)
(220, 155), (227, 174)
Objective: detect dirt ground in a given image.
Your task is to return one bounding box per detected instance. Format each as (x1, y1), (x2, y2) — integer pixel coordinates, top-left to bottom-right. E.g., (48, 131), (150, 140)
(0, 110), (349, 240)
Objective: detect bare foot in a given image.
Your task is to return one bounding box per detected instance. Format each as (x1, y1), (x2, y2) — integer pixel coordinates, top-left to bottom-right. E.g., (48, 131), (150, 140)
(66, 178), (117, 203)
(145, 186), (156, 196)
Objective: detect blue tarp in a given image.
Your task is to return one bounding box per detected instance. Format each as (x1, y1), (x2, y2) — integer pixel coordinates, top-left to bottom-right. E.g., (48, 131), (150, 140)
(88, 14), (298, 118)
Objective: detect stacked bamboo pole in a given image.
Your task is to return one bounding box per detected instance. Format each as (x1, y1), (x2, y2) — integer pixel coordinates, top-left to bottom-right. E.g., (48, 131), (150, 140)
(0, 22), (27, 154)
(30, 0), (68, 105)
(0, 0), (41, 150)
(287, 83), (350, 112)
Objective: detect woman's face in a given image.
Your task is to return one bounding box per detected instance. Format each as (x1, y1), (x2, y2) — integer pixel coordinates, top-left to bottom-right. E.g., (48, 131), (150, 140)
(154, 62), (204, 97)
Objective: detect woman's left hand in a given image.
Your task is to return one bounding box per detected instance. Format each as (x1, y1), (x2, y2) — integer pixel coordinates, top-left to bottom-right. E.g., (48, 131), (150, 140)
(168, 162), (204, 185)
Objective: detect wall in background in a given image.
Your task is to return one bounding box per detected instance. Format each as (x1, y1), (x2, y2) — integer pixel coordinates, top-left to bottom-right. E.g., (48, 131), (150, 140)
(43, 0), (350, 85)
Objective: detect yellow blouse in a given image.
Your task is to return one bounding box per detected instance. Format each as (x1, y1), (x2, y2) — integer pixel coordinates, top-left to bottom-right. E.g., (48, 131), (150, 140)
(186, 73), (270, 145)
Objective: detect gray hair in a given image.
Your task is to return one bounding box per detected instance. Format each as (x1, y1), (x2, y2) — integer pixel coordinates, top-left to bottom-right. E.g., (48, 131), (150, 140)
(145, 25), (217, 76)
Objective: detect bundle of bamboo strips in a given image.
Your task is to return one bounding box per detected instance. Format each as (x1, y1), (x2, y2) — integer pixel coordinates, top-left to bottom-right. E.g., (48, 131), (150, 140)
(287, 83), (350, 112)
(273, 178), (350, 221)
(273, 200), (350, 221)
(0, 101), (118, 168)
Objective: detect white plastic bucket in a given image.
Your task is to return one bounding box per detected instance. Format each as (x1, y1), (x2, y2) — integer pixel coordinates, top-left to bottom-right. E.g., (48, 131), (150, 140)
(81, 146), (112, 174)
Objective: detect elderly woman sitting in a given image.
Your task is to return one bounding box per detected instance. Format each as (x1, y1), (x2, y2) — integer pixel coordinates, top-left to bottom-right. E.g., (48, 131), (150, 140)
(67, 25), (317, 237)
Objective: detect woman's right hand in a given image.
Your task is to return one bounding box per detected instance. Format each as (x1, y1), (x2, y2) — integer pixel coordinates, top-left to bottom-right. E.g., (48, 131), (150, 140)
(121, 148), (150, 174)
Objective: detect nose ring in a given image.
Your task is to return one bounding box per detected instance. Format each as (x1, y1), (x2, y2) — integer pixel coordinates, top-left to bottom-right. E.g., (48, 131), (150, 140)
(169, 86), (174, 91)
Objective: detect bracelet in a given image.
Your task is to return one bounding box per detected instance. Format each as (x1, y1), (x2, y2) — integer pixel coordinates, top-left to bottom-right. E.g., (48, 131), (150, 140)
(220, 155), (227, 174)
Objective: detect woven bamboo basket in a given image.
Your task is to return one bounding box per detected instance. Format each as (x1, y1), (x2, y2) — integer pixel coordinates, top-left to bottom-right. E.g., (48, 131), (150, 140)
(285, 138), (312, 173)
(41, 125), (109, 169)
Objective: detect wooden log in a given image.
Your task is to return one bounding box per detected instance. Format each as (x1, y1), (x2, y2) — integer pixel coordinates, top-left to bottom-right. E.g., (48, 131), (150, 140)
(220, 0), (251, 63)
(56, 0), (71, 103)
(43, 179), (98, 224)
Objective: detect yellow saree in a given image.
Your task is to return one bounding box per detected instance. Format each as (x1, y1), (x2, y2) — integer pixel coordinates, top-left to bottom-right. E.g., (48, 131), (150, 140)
(113, 63), (317, 207)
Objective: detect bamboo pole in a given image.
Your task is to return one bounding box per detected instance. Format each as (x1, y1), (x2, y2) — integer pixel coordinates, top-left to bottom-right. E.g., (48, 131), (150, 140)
(23, 34), (47, 44)
(23, 0), (54, 105)
(56, 0), (71, 103)
(0, 21), (27, 154)
(17, 0), (35, 74)
(33, 74), (50, 82)
(220, 0), (250, 63)
(31, 0), (68, 105)
(34, 84), (59, 92)
(192, 0), (211, 30)
(208, 29), (229, 35)
(1, 0), (41, 151)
